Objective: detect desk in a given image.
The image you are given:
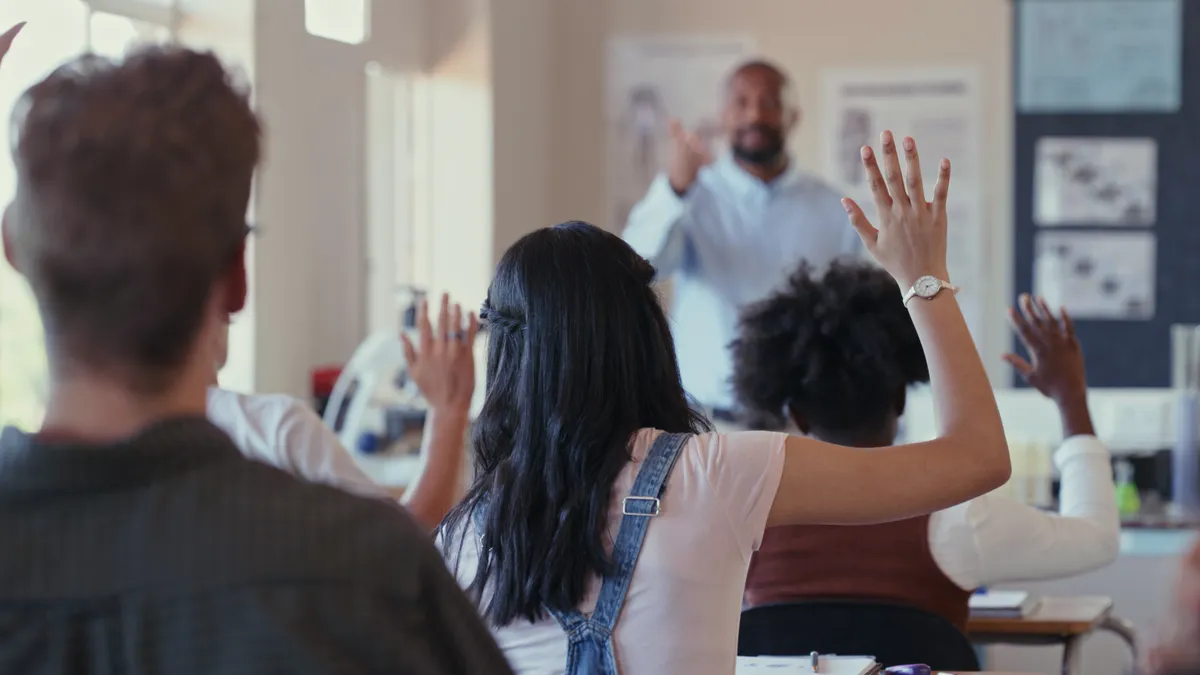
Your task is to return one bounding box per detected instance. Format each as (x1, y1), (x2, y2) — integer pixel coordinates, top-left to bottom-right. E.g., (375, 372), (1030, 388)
(967, 597), (1136, 675)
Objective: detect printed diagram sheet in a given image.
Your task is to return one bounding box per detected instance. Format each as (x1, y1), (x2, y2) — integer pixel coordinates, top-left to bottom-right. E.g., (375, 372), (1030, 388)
(1034, 137), (1157, 226)
(1035, 231), (1156, 320)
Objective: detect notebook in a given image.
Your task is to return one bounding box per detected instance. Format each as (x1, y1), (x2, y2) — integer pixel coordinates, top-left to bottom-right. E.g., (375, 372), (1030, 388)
(736, 655), (880, 674)
(969, 589), (1041, 618)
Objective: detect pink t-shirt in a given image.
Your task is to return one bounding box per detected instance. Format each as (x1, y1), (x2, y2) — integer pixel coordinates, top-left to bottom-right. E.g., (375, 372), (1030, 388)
(439, 428), (787, 675)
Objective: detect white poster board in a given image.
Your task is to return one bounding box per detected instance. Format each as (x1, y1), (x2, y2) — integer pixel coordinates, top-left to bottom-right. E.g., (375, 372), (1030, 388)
(1034, 137), (1158, 227)
(606, 35), (753, 229)
(821, 67), (986, 342)
(1017, 0), (1182, 113)
(1034, 231), (1156, 320)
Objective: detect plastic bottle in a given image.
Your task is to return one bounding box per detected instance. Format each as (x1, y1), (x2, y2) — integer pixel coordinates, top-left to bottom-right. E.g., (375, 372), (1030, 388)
(1114, 459), (1141, 517)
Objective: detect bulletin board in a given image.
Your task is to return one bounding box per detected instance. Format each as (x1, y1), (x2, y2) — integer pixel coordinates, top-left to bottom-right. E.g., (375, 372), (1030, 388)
(1011, 0), (1200, 387)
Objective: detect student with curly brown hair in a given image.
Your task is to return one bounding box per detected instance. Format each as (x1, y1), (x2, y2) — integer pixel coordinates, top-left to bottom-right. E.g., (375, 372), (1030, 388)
(733, 262), (1119, 634)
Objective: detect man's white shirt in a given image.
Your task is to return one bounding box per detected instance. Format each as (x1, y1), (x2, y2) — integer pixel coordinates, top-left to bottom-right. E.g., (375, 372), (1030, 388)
(624, 155), (860, 409)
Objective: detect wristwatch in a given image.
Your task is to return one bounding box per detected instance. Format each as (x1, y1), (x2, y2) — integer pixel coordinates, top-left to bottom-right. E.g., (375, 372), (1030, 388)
(902, 275), (959, 306)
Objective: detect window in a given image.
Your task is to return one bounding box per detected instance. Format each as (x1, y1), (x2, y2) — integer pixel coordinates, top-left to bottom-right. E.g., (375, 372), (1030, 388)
(0, 0), (173, 428)
(304, 0), (368, 45)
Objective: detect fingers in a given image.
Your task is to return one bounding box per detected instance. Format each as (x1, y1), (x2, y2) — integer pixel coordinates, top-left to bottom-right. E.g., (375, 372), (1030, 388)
(0, 22), (25, 63)
(901, 136), (926, 205)
(1061, 307), (1076, 340)
(437, 293), (450, 343)
(1007, 306), (1043, 353)
(1020, 294), (1054, 335)
(1034, 296), (1064, 335)
(465, 311), (480, 344)
(449, 302), (463, 347)
(400, 332), (417, 365)
(931, 158), (951, 215)
(879, 131), (909, 207)
(1003, 353), (1035, 380)
(417, 299), (433, 354)
(667, 118), (684, 140)
(842, 198), (878, 248)
(861, 145), (892, 215)
(1018, 294), (1043, 330)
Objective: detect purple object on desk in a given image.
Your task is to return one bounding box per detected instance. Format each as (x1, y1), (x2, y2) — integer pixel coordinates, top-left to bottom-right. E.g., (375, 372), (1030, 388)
(883, 666), (931, 675)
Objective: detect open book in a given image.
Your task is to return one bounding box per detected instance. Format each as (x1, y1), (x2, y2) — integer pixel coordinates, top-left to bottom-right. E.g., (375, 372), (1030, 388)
(736, 656), (880, 675)
(969, 589), (1041, 618)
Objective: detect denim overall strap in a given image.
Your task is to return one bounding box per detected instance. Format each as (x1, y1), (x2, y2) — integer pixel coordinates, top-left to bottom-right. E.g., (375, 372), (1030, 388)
(589, 431), (689, 628)
(472, 432), (691, 675)
(554, 432), (691, 674)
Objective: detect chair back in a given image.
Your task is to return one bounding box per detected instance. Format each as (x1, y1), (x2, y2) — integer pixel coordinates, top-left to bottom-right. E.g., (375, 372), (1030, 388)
(738, 600), (980, 671)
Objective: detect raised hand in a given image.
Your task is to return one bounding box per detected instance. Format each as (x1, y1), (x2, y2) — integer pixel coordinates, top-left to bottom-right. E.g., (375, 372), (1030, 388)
(1004, 294), (1086, 404)
(399, 293), (479, 415)
(666, 118), (713, 195)
(0, 23), (25, 69)
(842, 131), (950, 289)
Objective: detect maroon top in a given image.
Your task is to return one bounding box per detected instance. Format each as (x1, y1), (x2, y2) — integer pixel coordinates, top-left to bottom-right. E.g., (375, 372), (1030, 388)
(744, 514), (973, 632)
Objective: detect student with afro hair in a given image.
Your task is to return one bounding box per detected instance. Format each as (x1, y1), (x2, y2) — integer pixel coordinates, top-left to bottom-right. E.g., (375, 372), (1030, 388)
(732, 261), (1120, 634)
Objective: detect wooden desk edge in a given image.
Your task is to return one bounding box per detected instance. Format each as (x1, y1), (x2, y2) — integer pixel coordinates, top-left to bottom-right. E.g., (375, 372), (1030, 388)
(966, 596), (1114, 637)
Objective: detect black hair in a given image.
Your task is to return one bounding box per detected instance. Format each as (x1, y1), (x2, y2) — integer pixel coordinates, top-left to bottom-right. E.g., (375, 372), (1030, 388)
(439, 221), (710, 627)
(730, 260), (929, 434)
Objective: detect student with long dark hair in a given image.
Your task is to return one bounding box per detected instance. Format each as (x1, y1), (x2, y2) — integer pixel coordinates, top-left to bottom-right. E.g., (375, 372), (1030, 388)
(439, 133), (1011, 675)
(734, 262), (1118, 633)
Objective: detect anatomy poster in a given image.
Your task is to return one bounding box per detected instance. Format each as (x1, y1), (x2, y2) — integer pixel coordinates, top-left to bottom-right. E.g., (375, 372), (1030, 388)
(1034, 137), (1157, 226)
(606, 35), (753, 229)
(1035, 231), (1156, 320)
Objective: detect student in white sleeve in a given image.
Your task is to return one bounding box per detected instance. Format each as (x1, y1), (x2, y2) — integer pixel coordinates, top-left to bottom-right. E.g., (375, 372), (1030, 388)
(437, 133), (1012, 675)
(736, 265), (1118, 634)
(207, 294), (478, 530)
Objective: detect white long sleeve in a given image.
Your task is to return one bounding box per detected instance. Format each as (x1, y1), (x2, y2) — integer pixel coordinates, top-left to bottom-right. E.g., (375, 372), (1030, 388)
(622, 173), (695, 276)
(207, 387), (388, 499)
(928, 435), (1120, 590)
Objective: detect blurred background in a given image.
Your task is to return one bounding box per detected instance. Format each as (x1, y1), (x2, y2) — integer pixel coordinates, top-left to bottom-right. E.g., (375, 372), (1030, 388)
(1, 3), (1196, 672)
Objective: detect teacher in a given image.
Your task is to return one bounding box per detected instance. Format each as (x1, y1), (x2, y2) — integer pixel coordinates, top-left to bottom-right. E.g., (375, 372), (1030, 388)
(623, 59), (860, 418)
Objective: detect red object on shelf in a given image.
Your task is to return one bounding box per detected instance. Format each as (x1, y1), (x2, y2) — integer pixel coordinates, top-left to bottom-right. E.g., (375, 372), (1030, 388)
(311, 366), (341, 397)
(311, 366), (342, 417)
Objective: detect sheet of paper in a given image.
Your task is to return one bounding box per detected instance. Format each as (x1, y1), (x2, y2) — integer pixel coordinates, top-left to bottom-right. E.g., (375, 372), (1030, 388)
(1035, 231), (1156, 320)
(969, 589), (1031, 609)
(736, 656), (877, 675)
(1018, 0), (1182, 112)
(605, 35), (753, 229)
(1034, 137), (1157, 227)
(821, 67), (986, 343)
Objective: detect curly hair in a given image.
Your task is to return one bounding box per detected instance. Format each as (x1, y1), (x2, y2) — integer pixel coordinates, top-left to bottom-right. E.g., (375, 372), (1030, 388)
(8, 46), (260, 392)
(730, 260), (930, 434)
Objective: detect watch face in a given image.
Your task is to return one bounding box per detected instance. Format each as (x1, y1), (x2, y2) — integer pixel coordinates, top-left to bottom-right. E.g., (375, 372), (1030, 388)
(914, 275), (942, 298)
